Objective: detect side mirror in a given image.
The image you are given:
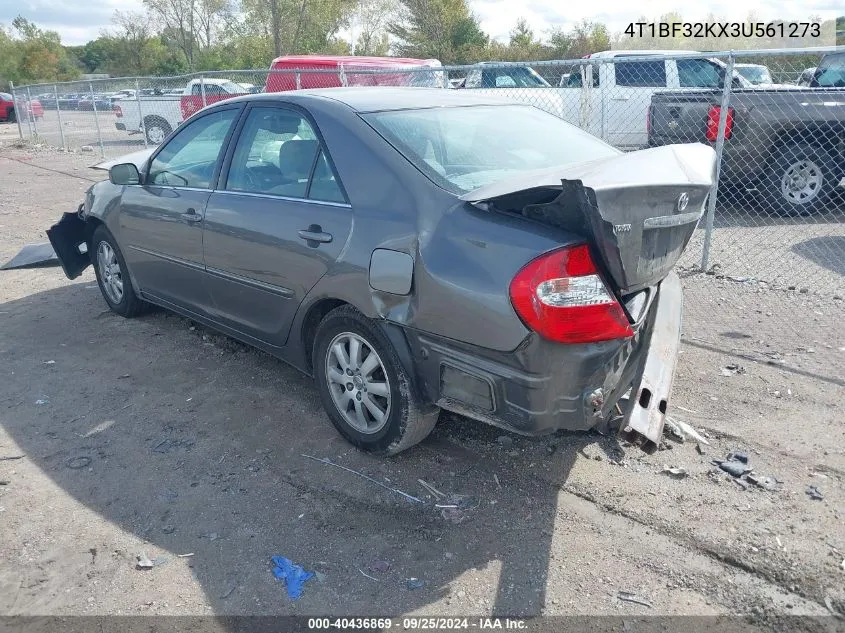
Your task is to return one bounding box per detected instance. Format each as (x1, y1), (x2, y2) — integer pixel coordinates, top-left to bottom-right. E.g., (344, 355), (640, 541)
(109, 163), (140, 186)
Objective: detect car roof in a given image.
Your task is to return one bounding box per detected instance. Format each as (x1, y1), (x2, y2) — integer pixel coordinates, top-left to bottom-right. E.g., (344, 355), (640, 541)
(588, 49), (700, 58)
(270, 55), (439, 68)
(734, 63), (766, 68)
(224, 87), (516, 113)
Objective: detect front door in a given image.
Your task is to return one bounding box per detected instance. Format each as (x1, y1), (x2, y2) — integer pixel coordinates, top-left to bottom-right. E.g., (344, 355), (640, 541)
(119, 107), (240, 313)
(203, 105), (352, 347)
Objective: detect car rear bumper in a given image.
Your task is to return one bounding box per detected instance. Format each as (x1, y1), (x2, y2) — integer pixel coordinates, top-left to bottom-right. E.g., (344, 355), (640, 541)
(404, 272), (682, 446)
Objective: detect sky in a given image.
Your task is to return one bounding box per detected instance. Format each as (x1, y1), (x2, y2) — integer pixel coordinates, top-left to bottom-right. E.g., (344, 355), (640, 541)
(2, 0), (841, 46)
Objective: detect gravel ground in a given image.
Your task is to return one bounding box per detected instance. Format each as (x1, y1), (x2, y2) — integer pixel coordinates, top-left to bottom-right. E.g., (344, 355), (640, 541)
(1, 127), (844, 628)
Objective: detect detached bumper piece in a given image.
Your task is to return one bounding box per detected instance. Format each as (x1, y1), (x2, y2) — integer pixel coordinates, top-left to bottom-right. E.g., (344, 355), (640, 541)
(46, 210), (91, 280)
(621, 271), (683, 453)
(1, 242), (59, 271)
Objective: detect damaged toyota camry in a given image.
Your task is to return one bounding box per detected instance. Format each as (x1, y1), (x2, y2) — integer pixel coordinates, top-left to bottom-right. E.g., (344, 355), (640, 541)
(47, 88), (714, 455)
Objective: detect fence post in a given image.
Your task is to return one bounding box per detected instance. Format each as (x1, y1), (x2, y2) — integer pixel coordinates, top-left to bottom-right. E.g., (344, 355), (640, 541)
(89, 81), (105, 158)
(22, 85), (34, 139)
(295, 71), (301, 90)
(54, 83), (66, 150)
(9, 81), (24, 141)
(700, 53), (734, 272)
(200, 75), (207, 107)
(136, 79), (147, 148)
(26, 86), (38, 135)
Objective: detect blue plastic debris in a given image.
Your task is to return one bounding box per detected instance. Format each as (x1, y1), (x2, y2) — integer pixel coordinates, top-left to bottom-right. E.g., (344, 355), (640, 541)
(271, 556), (314, 599)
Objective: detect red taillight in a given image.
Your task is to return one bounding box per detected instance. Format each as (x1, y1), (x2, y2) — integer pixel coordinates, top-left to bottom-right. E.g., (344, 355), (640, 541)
(705, 105), (733, 142)
(113, 104), (122, 117)
(509, 244), (633, 344)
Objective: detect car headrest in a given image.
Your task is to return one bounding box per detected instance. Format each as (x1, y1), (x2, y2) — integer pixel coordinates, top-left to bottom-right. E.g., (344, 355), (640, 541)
(278, 139), (318, 180)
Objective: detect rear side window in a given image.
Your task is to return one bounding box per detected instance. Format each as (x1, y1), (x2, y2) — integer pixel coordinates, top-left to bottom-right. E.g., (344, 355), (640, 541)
(615, 60), (666, 87)
(815, 53), (845, 87)
(677, 59), (722, 88)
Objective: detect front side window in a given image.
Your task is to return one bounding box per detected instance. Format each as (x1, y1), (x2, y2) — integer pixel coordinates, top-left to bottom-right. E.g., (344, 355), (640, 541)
(225, 106), (344, 202)
(148, 109), (238, 188)
(615, 60), (667, 87)
(479, 67), (551, 88)
(366, 104), (619, 195)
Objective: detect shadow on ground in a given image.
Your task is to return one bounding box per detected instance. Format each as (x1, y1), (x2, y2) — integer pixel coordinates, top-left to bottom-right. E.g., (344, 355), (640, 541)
(0, 282), (616, 619)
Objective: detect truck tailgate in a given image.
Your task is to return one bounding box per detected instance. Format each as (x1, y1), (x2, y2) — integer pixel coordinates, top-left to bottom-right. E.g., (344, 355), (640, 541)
(649, 91), (719, 144)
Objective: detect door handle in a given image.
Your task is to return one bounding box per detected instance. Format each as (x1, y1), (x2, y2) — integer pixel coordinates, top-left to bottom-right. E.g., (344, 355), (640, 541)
(298, 225), (333, 244)
(181, 208), (202, 223)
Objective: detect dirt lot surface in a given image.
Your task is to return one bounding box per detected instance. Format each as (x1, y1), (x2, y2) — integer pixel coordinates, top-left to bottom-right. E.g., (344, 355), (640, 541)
(1, 126), (844, 629)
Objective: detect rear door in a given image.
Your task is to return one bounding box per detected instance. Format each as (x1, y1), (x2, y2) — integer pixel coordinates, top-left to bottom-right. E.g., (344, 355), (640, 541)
(604, 57), (668, 150)
(119, 106), (241, 313)
(202, 104), (352, 347)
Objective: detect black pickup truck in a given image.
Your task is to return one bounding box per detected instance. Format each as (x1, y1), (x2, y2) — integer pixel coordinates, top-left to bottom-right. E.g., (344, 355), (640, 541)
(648, 51), (845, 215)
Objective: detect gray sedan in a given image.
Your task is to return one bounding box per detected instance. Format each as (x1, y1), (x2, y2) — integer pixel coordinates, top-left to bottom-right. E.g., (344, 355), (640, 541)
(47, 88), (715, 455)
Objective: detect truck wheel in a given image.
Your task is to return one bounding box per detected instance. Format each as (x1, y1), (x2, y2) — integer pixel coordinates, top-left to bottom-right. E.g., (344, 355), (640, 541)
(313, 305), (439, 456)
(91, 225), (148, 318)
(144, 116), (171, 145)
(763, 143), (836, 216)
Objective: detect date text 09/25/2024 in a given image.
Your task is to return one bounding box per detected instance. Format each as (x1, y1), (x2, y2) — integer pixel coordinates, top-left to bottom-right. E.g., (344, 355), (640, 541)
(307, 618), (527, 630)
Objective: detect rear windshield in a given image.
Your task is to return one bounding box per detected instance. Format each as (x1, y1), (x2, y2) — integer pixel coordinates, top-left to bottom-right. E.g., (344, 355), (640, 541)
(736, 65), (773, 84)
(365, 105), (619, 194)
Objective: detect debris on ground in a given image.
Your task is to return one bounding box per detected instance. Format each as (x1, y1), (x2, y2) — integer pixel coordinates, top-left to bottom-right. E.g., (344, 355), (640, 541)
(358, 569), (379, 582)
(0, 455), (25, 461)
(696, 444), (707, 456)
(271, 556), (314, 599)
(220, 581), (237, 599)
(0, 480), (9, 485)
(407, 578), (425, 590)
(496, 435), (514, 447)
(34, 399), (49, 406)
(662, 466), (688, 479)
(720, 364), (746, 376)
(369, 560), (390, 573)
(136, 552), (154, 569)
(617, 591), (653, 608)
(663, 417), (710, 445)
(746, 474), (780, 492)
(727, 451), (749, 464)
(713, 460), (752, 478)
(177, 553), (194, 558)
(302, 454), (423, 504)
(806, 485), (824, 501)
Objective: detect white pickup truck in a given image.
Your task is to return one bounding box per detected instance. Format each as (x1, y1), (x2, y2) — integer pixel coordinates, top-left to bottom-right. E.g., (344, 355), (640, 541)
(462, 50), (751, 150)
(113, 78), (244, 145)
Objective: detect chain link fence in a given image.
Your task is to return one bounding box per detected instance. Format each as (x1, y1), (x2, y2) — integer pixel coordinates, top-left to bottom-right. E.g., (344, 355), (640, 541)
(7, 48), (845, 367)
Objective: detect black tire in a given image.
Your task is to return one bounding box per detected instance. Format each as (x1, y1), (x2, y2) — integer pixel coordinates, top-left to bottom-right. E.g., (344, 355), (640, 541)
(8, 108), (15, 123)
(143, 116), (172, 145)
(762, 143), (836, 216)
(90, 225), (147, 318)
(313, 305), (439, 456)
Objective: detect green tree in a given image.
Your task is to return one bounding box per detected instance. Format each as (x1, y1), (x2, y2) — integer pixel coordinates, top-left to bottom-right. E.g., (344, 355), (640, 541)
(388, 0), (488, 63)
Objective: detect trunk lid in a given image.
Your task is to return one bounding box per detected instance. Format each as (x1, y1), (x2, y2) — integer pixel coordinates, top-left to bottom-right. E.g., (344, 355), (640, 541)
(464, 144), (716, 294)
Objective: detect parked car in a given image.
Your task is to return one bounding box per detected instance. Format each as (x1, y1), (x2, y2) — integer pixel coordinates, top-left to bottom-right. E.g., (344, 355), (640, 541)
(264, 55), (443, 92)
(46, 88), (712, 455)
(37, 93), (58, 109)
(734, 63), (776, 86)
(78, 94), (113, 111)
(57, 93), (82, 110)
(462, 51), (751, 150)
(648, 51), (845, 214)
(0, 93), (17, 122)
(0, 94), (43, 121)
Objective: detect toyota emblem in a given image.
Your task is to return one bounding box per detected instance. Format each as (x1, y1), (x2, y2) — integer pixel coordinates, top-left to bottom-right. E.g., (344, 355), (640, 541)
(677, 192), (689, 212)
